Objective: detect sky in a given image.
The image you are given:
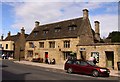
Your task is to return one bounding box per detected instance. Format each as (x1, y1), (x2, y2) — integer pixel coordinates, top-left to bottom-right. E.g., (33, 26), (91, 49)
(0, 0), (120, 39)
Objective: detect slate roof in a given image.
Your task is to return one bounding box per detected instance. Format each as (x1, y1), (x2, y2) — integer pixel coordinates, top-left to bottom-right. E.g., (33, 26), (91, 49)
(26, 17), (96, 41)
(4, 33), (29, 42)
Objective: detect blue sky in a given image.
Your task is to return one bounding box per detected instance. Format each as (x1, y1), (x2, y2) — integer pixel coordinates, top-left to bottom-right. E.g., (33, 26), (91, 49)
(0, 0), (119, 38)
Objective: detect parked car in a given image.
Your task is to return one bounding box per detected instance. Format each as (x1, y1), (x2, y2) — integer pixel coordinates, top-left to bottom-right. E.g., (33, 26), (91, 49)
(64, 59), (110, 77)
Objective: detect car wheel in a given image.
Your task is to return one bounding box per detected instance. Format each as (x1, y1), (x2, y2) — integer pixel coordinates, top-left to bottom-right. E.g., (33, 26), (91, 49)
(67, 68), (73, 74)
(92, 70), (99, 77)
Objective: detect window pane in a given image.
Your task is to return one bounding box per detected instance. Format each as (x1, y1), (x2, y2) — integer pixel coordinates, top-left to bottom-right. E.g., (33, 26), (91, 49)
(6, 44), (8, 49)
(29, 42), (34, 48)
(27, 51), (33, 57)
(64, 41), (70, 48)
(39, 42), (44, 48)
(49, 41), (55, 48)
(80, 61), (88, 66)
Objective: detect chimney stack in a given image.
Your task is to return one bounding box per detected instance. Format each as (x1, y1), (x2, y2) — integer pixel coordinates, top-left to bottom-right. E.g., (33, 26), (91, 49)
(8, 31), (11, 37)
(35, 21), (40, 27)
(94, 21), (100, 41)
(1, 34), (3, 41)
(83, 9), (89, 19)
(21, 27), (25, 34)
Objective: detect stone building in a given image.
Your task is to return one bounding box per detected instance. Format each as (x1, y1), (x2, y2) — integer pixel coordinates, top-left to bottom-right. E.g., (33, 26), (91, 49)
(77, 43), (120, 70)
(25, 9), (100, 64)
(77, 21), (120, 70)
(0, 40), (14, 57)
(25, 9), (120, 70)
(4, 27), (29, 59)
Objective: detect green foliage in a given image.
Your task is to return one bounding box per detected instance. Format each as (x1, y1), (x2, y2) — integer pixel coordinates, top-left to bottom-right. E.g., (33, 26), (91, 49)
(108, 31), (120, 42)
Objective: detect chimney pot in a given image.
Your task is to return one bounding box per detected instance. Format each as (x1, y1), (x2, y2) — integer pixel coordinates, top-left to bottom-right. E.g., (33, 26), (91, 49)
(94, 21), (100, 34)
(8, 31), (11, 37)
(21, 27), (25, 34)
(35, 21), (40, 27)
(1, 34), (3, 40)
(94, 21), (100, 24)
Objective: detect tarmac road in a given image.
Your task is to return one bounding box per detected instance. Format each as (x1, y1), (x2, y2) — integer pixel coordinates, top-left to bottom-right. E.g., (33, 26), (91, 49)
(1, 60), (120, 82)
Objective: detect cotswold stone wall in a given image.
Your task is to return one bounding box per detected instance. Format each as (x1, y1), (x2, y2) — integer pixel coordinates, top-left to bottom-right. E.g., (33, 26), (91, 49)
(25, 37), (79, 64)
(14, 33), (26, 59)
(77, 44), (120, 70)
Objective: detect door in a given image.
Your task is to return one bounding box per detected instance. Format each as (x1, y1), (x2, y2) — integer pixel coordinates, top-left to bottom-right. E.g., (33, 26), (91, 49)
(45, 52), (48, 59)
(105, 51), (114, 69)
(80, 51), (86, 60)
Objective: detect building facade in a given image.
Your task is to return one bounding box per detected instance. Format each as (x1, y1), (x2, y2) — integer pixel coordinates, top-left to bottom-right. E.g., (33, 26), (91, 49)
(4, 27), (29, 59)
(24, 9), (120, 70)
(0, 40), (14, 57)
(77, 43), (120, 70)
(25, 9), (100, 64)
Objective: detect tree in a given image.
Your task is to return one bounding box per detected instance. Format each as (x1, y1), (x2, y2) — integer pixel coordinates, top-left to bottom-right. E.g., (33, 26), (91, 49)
(107, 31), (120, 42)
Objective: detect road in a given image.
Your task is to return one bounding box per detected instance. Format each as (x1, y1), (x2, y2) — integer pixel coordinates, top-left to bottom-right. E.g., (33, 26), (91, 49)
(1, 60), (119, 82)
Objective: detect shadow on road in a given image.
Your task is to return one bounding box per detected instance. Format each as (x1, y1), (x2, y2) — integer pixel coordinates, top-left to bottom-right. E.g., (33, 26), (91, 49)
(2, 70), (31, 81)
(2, 65), (8, 68)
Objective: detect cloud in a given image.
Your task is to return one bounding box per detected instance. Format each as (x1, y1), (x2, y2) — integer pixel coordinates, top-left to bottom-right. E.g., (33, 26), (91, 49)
(11, 2), (68, 33)
(5, 2), (118, 38)
(1, 0), (119, 2)
(10, 2), (103, 31)
(90, 14), (118, 38)
(0, 2), (2, 36)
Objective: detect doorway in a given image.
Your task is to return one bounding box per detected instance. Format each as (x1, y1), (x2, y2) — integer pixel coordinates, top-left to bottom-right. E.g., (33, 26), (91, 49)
(80, 51), (86, 60)
(45, 52), (48, 63)
(45, 52), (48, 59)
(105, 51), (114, 69)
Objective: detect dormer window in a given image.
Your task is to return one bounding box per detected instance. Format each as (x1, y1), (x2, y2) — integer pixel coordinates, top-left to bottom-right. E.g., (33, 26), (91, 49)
(33, 31), (38, 37)
(68, 25), (77, 31)
(43, 30), (49, 34)
(55, 27), (61, 32)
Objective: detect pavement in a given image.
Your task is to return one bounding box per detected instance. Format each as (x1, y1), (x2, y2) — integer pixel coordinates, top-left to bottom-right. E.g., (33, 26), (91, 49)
(12, 60), (120, 77)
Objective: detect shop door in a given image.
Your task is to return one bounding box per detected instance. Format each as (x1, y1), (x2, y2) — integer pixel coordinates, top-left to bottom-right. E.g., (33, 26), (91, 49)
(105, 51), (114, 69)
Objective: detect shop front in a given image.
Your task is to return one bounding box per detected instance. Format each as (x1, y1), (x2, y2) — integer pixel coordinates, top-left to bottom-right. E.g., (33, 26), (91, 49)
(77, 43), (120, 70)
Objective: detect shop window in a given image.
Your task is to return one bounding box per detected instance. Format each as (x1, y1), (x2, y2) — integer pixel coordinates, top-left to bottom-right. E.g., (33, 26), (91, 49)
(63, 52), (76, 60)
(91, 52), (99, 63)
(63, 52), (71, 60)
